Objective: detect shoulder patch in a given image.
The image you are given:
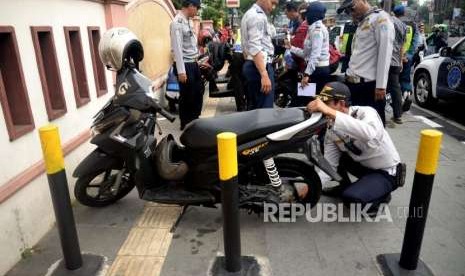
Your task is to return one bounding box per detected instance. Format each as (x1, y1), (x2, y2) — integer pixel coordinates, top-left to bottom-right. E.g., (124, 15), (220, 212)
(361, 23), (370, 31)
(377, 18), (387, 24)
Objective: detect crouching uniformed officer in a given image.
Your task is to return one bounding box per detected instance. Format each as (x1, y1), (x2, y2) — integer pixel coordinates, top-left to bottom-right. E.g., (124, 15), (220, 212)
(170, 0), (203, 130)
(307, 82), (406, 212)
(337, 0), (395, 126)
(241, 0), (279, 110)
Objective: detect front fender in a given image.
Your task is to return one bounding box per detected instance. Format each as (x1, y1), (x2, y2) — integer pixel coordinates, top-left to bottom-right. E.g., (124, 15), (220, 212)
(72, 149), (123, 178)
(414, 56), (445, 98)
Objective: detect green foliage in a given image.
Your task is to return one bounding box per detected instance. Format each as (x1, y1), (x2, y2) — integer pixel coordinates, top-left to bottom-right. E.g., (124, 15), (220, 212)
(172, 0), (182, 10)
(201, 0), (227, 27)
(239, 0), (255, 15)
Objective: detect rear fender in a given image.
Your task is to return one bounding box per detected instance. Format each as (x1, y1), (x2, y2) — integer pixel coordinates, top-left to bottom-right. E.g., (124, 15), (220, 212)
(72, 149), (123, 178)
(304, 137), (342, 182)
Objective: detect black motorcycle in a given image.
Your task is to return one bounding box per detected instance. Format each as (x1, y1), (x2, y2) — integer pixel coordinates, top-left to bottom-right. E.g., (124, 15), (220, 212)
(73, 62), (340, 212)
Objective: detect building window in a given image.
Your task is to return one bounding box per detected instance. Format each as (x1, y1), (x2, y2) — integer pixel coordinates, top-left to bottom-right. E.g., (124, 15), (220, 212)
(64, 27), (90, 107)
(0, 26), (35, 141)
(87, 27), (107, 97)
(31, 26), (67, 121)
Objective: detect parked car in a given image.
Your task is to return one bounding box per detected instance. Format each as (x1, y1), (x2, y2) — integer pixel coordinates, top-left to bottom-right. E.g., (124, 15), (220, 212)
(413, 37), (465, 107)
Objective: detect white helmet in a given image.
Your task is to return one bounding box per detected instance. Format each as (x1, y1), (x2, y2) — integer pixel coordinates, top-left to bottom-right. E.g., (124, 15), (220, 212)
(99, 27), (144, 71)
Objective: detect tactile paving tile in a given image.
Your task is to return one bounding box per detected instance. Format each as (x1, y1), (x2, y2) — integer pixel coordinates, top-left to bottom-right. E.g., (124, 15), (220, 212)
(136, 206), (182, 229)
(106, 256), (164, 276)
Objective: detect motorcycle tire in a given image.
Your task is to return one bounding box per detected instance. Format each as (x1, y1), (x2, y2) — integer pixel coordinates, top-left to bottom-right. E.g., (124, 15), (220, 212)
(74, 167), (135, 207)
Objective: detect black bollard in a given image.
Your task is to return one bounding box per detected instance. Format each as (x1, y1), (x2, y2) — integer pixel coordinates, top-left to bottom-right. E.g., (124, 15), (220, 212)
(217, 132), (242, 272)
(39, 125), (83, 270)
(377, 129), (442, 276)
(39, 125), (105, 276)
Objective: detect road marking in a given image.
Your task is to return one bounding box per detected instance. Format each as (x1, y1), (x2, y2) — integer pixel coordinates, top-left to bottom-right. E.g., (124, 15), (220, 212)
(413, 115), (443, 128)
(412, 104), (465, 131)
(462, 141), (465, 146)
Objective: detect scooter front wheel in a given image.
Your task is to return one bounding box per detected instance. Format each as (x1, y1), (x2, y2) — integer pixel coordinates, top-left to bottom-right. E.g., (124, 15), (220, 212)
(74, 167), (135, 207)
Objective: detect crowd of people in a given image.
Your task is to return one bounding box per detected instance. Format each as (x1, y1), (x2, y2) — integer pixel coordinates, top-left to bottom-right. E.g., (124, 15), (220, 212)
(169, 0), (447, 212)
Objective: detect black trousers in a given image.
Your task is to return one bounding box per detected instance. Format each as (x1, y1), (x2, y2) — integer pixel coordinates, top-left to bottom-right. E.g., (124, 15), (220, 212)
(346, 81), (386, 126)
(174, 62), (204, 128)
(337, 154), (396, 205)
(387, 66), (403, 119)
(292, 66), (330, 107)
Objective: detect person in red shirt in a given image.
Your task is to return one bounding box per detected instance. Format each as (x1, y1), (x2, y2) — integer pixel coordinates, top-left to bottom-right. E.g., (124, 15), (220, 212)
(285, 3), (308, 106)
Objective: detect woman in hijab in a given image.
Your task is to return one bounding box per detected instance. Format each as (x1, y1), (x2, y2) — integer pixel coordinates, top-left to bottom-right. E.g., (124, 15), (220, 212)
(285, 1), (330, 105)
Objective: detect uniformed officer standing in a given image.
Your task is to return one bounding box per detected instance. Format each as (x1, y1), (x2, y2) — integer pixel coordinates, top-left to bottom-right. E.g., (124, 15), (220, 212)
(170, 0), (202, 130)
(241, 0), (279, 110)
(285, 1), (330, 106)
(337, 0), (395, 126)
(388, 6), (407, 124)
(307, 82), (406, 212)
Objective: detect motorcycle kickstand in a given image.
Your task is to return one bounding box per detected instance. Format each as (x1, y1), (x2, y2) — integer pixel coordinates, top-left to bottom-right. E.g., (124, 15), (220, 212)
(170, 205), (190, 233)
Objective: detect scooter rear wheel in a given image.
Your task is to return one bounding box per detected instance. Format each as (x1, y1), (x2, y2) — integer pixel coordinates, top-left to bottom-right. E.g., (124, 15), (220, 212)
(250, 157), (322, 208)
(75, 167), (135, 207)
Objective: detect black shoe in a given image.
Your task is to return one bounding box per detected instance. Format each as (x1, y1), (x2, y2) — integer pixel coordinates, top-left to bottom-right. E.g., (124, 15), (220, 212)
(402, 93), (412, 112)
(322, 185), (345, 197)
(395, 163), (407, 188)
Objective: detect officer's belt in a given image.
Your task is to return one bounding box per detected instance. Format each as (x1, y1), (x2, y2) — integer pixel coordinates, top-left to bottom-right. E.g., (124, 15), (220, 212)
(316, 60), (330, 67)
(345, 75), (373, 84)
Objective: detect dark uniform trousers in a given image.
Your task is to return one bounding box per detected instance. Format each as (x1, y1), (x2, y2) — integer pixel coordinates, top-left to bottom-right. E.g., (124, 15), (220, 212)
(291, 66), (330, 107)
(174, 62), (204, 128)
(387, 66), (403, 119)
(346, 81), (386, 126)
(337, 154), (396, 206)
(243, 60), (274, 110)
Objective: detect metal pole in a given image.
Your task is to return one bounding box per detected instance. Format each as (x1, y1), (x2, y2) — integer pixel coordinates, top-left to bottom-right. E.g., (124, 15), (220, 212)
(399, 130), (442, 270)
(217, 132), (241, 272)
(39, 125), (83, 270)
(383, 0), (392, 13)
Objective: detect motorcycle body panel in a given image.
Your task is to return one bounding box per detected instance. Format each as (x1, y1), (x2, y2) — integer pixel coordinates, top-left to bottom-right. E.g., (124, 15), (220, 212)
(73, 149), (123, 178)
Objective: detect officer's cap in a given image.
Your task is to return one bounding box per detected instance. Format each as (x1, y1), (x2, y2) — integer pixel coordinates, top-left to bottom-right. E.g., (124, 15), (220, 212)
(317, 82), (351, 103)
(393, 5), (405, 16)
(337, 0), (353, 14)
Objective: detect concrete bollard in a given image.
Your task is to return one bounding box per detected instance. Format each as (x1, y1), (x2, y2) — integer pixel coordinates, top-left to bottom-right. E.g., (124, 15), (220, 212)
(377, 129), (442, 276)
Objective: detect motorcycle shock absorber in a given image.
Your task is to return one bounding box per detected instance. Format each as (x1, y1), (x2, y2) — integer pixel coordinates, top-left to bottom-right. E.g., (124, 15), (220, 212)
(263, 158), (282, 188)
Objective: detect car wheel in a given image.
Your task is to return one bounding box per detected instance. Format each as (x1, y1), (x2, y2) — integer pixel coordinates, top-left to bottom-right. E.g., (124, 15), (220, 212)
(414, 72), (437, 108)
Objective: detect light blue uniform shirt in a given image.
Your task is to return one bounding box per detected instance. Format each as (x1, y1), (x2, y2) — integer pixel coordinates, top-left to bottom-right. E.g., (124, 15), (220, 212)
(240, 4), (274, 63)
(290, 20), (330, 75)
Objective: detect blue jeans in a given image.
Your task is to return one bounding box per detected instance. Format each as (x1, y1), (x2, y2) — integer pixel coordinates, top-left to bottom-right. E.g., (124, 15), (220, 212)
(243, 61), (274, 109)
(400, 56), (413, 93)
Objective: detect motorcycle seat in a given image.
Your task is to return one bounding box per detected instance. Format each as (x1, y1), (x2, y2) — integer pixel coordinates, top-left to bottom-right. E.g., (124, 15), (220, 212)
(180, 108), (306, 149)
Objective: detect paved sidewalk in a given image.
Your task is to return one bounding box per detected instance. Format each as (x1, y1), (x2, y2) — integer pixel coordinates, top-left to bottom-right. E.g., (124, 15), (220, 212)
(161, 100), (465, 276)
(5, 96), (465, 276)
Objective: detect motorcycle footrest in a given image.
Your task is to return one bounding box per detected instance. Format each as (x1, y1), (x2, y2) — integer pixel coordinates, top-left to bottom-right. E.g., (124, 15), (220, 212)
(142, 185), (215, 205)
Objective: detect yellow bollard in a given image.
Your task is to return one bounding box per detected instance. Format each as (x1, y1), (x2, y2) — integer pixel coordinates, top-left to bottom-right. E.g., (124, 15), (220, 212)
(415, 129), (443, 175)
(378, 129), (442, 275)
(217, 132), (238, 181)
(38, 124), (83, 270)
(39, 124), (65, 174)
(216, 132), (241, 272)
